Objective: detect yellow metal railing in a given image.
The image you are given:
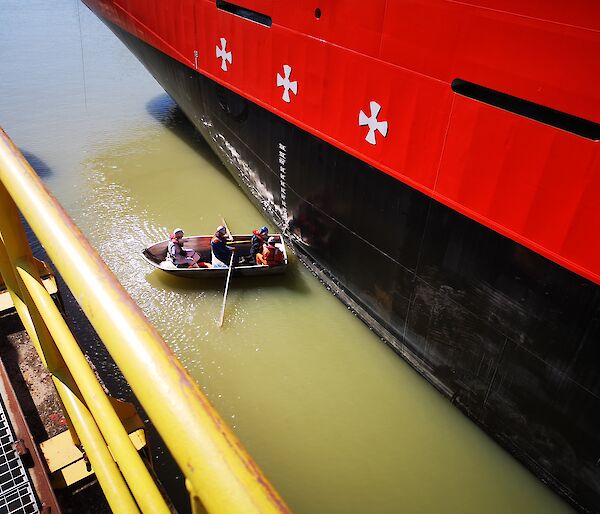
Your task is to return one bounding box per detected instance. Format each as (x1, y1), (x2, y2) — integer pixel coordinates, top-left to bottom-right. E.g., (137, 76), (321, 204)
(0, 127), (291, 514)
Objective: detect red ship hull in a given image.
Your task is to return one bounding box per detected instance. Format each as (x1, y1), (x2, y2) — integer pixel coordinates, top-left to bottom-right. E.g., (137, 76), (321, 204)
(84, 1), (600, 512)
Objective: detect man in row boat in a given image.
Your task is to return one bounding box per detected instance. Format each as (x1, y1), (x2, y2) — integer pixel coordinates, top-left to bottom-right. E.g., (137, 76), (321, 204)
(168, 228), (208, 268)
(256, 236), (284, 266)
(211, 225), (236, 268)
(250, 225), (269, 264)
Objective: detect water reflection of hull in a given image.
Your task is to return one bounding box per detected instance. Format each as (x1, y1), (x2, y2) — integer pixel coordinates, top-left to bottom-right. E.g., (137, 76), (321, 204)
(88, 8), (600, 514)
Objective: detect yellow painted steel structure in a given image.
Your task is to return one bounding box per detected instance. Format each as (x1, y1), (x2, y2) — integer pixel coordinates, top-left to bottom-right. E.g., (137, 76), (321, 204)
(0, 127), (291, 514)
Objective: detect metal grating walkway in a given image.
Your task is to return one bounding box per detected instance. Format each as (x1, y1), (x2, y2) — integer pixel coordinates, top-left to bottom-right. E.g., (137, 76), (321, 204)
(0, 397), (38, 514)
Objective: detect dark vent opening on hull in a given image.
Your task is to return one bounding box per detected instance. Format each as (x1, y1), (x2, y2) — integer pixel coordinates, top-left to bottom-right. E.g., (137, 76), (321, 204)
(451, 79), (600, 141)
(216, 0), (272, 27)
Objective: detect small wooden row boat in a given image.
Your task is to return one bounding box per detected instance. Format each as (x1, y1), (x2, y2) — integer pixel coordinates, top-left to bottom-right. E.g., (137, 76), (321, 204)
(142, 234), (288, 278)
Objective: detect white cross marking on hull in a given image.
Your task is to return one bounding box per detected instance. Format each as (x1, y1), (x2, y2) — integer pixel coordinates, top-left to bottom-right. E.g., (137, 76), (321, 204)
(276, 65), (298, 103)
(358, 101), (388, 145)
(216, 38), (232, 71)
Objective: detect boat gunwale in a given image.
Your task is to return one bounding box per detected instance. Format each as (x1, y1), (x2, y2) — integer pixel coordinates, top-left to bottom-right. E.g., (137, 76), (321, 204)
(141, 233), (288, 277)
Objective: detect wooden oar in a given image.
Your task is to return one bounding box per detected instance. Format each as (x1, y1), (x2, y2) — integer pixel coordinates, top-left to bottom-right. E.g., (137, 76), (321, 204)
(221, 217), (233, 241)
(218, 251), (235, 327)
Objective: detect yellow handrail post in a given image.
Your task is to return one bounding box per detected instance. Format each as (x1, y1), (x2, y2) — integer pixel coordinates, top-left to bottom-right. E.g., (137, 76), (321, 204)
(0, 182), (61, 369)
(18, 266), (171, 514)
(0, 229), (139, 512)
(0, 182), (79, 444)
(0, 230), (36, 338)
(53, 379), (141, 514)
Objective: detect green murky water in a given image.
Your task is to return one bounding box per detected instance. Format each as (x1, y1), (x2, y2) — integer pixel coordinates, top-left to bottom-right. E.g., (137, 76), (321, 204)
(0, 2), (573, 513)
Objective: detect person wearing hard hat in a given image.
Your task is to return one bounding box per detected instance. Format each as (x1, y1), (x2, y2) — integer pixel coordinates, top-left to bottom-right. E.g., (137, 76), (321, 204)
(211, 225), (236, 268)
(256, 236), (284, 266)
(249, 226), (269, 264)
(167, 228), (206, 268)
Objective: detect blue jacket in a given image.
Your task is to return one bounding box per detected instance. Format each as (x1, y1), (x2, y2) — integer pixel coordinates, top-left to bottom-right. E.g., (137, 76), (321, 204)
(211, 236), (233, 263)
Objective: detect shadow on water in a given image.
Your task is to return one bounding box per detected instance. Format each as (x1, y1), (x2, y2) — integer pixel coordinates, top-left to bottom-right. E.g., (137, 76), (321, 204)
(145, 93), (238, 187)
(21, 150), (53, 179)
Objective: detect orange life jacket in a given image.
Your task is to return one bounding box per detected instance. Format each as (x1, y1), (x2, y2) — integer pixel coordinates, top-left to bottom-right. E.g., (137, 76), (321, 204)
(263, 245), (283, 266)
